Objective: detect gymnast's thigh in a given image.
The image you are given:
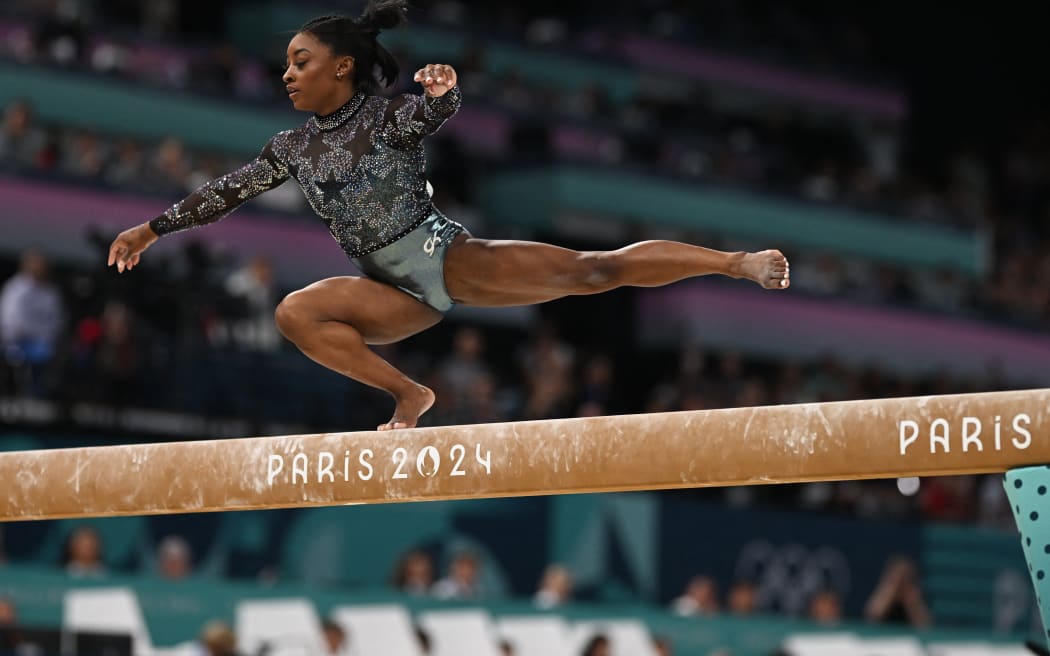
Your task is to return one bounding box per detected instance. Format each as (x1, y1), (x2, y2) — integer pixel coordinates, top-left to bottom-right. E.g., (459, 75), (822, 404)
(443, 236), (591, 307)
(281, 276), (443, 344)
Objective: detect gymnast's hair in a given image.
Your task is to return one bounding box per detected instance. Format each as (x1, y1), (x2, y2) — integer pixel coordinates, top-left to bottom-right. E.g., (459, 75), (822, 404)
(299, 0), (408, 94)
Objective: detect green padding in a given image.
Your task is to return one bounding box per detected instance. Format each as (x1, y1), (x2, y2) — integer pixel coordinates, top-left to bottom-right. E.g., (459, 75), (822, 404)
(478, 167), (987, 274)
(1004, 467), (1050, 648)
(0, 63), (291, 155)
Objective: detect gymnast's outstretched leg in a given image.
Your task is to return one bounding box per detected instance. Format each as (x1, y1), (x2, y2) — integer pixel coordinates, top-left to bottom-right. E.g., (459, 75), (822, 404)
(444, 237), (789, 306)
(273, 276), (442, 431)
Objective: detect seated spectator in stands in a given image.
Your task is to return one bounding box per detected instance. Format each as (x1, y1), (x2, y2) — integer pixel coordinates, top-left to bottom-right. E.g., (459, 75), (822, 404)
(518, 323), (575, 420)
(726, 579), (758, 615)
(61, 130), (108, 179)
(864, 556), (932, 628)
(104, 139), (147, 188)
(653, 636), (673, 656)
(808, 589), (843, 626)
(0, 597), (15, 626)
(581, 634), (610, 656)
(63, 526), (105, 578)
(0, 249), (65, 396)
(534, 563), (574, 609)
(432, 551), (484, 600)
(156, 535), (192, 580)
(322, 618), (349, 655)
(224, 256), (280, 351)
(415, 626), (431, 654)
(920, 476), (977, 523)
(437, 326), (496, 423)
(0, 596), (19, 652)
(577, 354), (615, 417)
(0, 101), (46, 171)
(197, 620), (237, 656)
(94, 301), (144, 405)
(143, 136), (191, 194)
(391, 549), (434, 596)
(671, 576), (720, 616)
(439, 326), (489, 397)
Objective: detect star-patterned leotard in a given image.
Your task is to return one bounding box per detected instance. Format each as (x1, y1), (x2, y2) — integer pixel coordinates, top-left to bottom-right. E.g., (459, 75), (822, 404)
(148, 87), (466, 310)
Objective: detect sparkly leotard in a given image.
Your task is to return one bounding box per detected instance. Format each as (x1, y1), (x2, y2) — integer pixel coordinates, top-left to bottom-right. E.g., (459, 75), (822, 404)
(148, 87), (465, 310)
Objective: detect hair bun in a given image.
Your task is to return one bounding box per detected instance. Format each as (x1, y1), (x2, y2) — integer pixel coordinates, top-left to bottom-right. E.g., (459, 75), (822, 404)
(359, 0), (408, 33)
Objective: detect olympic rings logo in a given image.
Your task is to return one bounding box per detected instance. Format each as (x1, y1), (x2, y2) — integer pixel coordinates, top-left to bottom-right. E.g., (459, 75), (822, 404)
(734, 540), (851, 614)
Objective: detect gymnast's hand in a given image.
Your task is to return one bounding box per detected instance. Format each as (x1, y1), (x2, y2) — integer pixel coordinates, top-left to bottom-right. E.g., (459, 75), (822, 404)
(414, 64), (457, 98)
(107, 223), (158, 273)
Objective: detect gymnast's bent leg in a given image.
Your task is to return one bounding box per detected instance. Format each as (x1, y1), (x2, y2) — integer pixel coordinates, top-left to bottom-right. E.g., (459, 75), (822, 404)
(274, 276), (442, 431)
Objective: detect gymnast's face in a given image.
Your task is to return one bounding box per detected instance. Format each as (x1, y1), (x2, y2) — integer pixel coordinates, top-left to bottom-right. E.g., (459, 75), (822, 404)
(283, 32), (354, 114)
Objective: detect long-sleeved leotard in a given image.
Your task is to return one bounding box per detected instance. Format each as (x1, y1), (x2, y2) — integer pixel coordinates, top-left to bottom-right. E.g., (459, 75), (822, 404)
(148, 87), (461, 259)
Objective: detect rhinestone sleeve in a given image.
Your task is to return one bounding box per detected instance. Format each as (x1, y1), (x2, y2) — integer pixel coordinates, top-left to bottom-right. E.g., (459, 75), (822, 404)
(380, 87), (462, 149)
(148, 135), (291, 236)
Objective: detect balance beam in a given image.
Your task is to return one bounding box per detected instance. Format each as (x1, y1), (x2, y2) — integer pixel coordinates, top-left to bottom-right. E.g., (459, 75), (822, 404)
(1, 389), (1048, 521)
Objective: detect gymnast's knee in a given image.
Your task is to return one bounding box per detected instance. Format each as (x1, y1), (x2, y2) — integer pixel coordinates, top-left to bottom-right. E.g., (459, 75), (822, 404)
(274, 292), (312, 339)
(576, 251), (623, 291)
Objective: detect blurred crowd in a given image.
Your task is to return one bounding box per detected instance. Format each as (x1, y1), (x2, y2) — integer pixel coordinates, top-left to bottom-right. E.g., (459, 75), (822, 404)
(0, 1), (986, 231)
(0, 526), (934, 655)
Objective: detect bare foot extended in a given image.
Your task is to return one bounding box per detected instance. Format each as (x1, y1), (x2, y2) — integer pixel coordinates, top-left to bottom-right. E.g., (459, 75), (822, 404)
(735, 249), (790, 290)
(377, 384), (436, 431)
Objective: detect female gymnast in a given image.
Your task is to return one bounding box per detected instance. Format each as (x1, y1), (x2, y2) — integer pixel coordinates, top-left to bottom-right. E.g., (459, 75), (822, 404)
(107, 0), (790, 430)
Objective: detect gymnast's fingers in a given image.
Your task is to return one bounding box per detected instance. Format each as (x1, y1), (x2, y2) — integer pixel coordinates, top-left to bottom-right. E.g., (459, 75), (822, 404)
(439, 64), (456, 87)
(108, 240), (126, 267)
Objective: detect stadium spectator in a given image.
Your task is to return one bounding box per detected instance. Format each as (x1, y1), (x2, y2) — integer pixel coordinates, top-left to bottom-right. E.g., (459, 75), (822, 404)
(726, 580), (759, 615)
(653, 636), (673, 656)
(391, 549), (435, 596)
(414, 626), (431, 654)
(0, 597), (15, 625)
(499, 639), (515, 656)
(671, 576), (720, 616)
(807, 589), (843, 626)
(0, 101), (46, 171)
(91, 301), (144, 405)
(921, 476), (978, 523)
(104, 139), (148, 188)
(534, 563), (574, 609)
(63, 526), (105, 578)
(0, 597), (19, 652)
(223, 256), (281, 352)
(156, 535), (193, 580)
(518, 322), (575, 420)
(321, 618), (349, 655)
(197, 620), (237, 656)
(436, 326), (495, 423)
(433, 551), (484, 600)
(576, 353), (615, 417)
(0, 250), (65, 396)
(61, 130), (108, 179)
(581, 634), (610, 656)
(864, 556), (932, 628)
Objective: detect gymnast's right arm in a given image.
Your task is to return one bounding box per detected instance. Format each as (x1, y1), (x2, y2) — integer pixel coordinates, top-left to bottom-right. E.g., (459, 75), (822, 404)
(108, 135), (290, 273)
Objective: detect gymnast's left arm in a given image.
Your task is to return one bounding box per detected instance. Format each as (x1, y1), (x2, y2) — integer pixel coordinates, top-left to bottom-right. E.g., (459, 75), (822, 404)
(381, 63), (461, 147)
(108, 135), (290, 273)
